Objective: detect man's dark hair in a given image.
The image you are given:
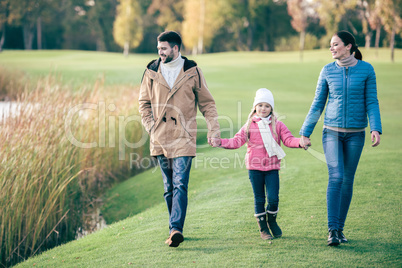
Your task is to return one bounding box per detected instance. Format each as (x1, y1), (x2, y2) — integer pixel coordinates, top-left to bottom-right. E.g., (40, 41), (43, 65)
(157, 31), (182, 51)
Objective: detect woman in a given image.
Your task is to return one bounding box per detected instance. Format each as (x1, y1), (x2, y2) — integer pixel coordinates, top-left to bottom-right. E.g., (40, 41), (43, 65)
(299, 31), (382, 246)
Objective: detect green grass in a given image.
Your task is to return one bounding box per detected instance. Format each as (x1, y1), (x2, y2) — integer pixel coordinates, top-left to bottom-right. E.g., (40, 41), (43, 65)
(2, 49), (400, 267)
(15, 148), (402, 267)
(0, 50), (155, 87)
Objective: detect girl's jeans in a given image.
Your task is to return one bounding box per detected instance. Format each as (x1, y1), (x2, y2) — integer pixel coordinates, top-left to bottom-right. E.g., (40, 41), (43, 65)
(248, 170), (280, 215)
(322, 128), (365, 231)
(157, 156), (192, 234)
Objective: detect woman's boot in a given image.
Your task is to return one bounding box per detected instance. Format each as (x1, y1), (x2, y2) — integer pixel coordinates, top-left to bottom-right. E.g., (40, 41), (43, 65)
(327, 229), (340, 246)
(255, 213), (273, 240)
(337, 230), (348, 243)
(267, 212), (282, 238)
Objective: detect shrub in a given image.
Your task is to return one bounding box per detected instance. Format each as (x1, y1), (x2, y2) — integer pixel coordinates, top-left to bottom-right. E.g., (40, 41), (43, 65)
(0, 73), (147, 266)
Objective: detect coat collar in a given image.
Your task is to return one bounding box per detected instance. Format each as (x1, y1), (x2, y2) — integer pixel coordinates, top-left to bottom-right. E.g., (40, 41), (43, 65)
(252, 116), (273, 124)
(252, 117), (261, 123)
(145, 56), (200, 91)
(147, 56), (197, 72)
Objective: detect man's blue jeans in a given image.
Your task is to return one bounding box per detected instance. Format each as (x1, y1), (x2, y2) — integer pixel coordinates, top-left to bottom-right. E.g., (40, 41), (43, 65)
(322, 128), (365, 231)
(157, 156), (192, 234)
(248, 170), (280, 215)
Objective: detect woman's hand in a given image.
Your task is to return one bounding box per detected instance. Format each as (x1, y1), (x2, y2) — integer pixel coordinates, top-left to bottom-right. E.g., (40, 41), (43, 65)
(371, 131), (381, 147)
(300, 135), (311, 150)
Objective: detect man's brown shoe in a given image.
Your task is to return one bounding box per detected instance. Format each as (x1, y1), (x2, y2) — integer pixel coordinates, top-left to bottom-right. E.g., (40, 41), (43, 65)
(168, 230), (184, 247)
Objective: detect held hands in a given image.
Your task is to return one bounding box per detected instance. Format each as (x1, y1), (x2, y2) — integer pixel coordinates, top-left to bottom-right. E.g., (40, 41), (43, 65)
(208, 137), (221, 147)
(371, 131), (381, 147)
(300, 135), (311, 150)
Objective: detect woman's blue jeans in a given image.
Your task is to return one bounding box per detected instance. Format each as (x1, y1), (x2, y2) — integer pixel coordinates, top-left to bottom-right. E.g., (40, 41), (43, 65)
(157, 156), (192, 234)
(248, 170), (280, 215)
(322, 128), (365, 231)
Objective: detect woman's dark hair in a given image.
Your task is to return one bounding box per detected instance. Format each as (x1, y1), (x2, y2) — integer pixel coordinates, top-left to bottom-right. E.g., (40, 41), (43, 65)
(157, 31), (182, 51)
(335, 30), (362, 60)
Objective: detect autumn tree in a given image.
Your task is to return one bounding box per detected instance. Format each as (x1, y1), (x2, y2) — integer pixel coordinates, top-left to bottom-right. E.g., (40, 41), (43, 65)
(147, 0), (184, 31)
(377, 0), (402, 62)
(314, 0), (357, 41)
(356, 0), (376, 49)
(113, 0), (143, 57)
(287, 0), (312, 61)
(182, 0), (228, 54)
(367, 0), (383, 56)
(182, 0), (203, 54)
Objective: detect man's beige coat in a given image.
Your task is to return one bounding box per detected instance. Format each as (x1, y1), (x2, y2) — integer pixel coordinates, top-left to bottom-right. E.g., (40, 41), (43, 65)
(139, 57), (220, 158)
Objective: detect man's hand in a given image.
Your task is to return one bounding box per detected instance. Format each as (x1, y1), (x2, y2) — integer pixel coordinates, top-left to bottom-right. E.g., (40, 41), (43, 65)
(208, 138), (221, 147)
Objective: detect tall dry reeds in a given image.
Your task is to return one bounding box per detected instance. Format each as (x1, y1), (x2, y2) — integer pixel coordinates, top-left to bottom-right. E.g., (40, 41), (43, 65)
(0, 72), (147, 267)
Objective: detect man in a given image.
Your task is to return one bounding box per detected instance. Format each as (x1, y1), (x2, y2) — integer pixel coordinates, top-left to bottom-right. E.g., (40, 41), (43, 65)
(138, 31), (220, 247)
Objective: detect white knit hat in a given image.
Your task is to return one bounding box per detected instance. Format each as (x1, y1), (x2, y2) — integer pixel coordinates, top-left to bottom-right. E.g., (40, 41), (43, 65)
(253, 88), (274, 109)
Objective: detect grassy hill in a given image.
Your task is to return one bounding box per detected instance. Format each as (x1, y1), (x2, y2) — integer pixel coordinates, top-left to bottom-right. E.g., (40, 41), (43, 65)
(15, 146), (402, 267)
(1, 49), (400, 267)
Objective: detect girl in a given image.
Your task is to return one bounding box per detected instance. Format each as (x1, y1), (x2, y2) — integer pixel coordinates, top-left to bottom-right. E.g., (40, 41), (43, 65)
(214, 88), (307, 240)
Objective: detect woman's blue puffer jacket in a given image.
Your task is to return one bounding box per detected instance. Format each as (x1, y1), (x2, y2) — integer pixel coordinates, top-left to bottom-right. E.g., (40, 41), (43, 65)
(300, 60), (382, 137)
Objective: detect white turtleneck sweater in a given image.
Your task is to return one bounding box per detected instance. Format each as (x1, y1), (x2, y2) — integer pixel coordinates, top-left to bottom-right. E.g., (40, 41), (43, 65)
(160, 52), (185, 89)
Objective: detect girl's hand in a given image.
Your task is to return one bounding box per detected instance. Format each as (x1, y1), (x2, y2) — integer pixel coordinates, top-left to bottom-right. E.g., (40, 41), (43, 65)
(300, 135), (311, 150)
(371, 131), (381, 147)
(208, 138), (221, 147)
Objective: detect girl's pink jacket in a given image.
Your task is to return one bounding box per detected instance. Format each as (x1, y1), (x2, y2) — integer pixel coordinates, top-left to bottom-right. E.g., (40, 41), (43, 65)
(220, 117), (301, 171)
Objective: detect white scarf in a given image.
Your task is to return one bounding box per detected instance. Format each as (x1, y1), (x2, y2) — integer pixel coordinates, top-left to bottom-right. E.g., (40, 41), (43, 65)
(160, 52), (185, 89)
(256, 116), (286, 160)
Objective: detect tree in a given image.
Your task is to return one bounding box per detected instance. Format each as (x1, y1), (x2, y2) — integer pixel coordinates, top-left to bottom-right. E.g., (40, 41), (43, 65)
(287, 0), (313, 61)
(0, 1), (10, 52)
(314, 0), (357, 40)
(207, 0), (285, 52)
(206, 0), (294, 52)
(245, 0), (274, 51)
(181, 0), (202, 54)
(84, 0), (119, 51)
(1, 0), (62, 50)
(147, 0), (184, 31)
(229, 0), (272, 51)
(377, 0), (402, 62)
(355, 0), (375, 49)
(113, 0), (143, 56)
(367, 0), (383, 56)
(182, 0), (228, 54)
(5, 0), (54, 50)
(255, 0), (295, 51)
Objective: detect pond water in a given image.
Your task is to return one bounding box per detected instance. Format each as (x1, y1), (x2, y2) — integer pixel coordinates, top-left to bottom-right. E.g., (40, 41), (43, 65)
(0, 101), (20, 120)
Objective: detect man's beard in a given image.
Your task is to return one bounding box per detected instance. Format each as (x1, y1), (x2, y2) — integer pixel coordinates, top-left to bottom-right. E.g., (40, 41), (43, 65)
(162, 51), (175, 63)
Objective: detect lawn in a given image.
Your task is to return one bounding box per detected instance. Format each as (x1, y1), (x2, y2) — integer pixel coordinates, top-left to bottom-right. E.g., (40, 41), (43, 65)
(1, 49), (400, 267)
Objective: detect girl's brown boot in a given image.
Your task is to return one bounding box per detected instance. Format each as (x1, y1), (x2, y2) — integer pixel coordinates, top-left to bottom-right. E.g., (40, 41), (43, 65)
(255, 213), (273, 240)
